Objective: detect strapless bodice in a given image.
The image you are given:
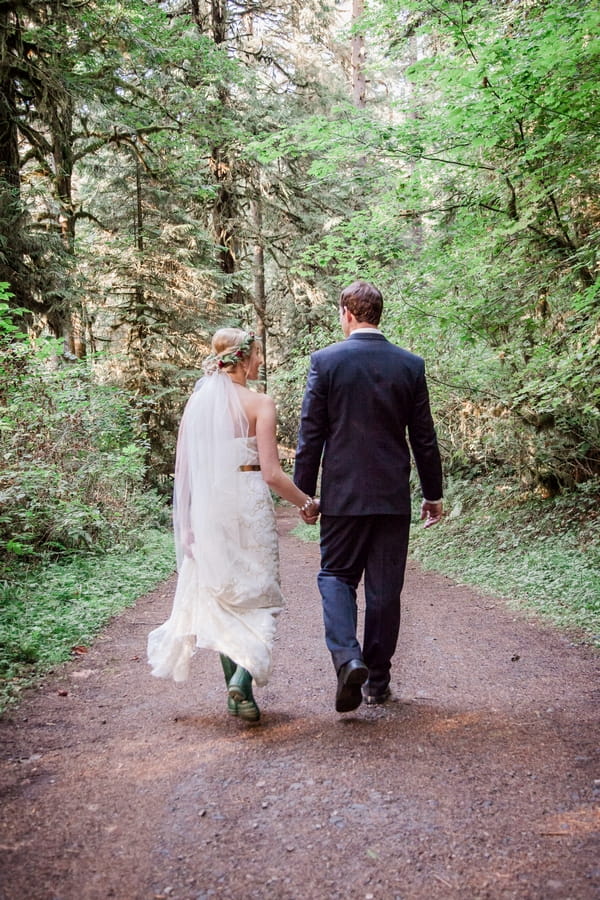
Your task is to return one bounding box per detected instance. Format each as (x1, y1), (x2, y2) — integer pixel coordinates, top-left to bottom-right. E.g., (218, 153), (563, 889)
(235, 435), (259, 467)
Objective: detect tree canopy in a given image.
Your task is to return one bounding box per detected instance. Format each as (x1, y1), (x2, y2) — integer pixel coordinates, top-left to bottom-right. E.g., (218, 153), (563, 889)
(1, 0), (598, 528)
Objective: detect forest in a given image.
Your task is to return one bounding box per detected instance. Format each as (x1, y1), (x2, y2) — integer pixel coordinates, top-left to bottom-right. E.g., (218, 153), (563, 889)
(1, 0), (598, 707)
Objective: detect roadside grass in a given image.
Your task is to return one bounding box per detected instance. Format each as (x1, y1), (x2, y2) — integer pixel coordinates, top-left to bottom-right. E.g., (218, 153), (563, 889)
(0, 528), (175, 714)
(292, 479), (600, 644)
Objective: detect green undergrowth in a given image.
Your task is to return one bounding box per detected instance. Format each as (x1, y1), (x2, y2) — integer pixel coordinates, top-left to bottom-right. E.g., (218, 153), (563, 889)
(0, 528), (175, 714)
(293, 478), (600, 644)
(410, 479), (599, 640)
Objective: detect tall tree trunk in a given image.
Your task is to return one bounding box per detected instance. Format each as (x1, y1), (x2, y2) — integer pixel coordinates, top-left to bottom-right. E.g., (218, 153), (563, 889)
(351, 0), (366, 109)
(49, 91), (85, 358)
(0, 4), (63, 332)
(251, 176), (267, 391)
(210, 144), (242, 303)
(205, 0), (244, 304)
(406, 32), (423, 253)
(134, 155), (144, 255)
(211, 0), (226, 44)
(132, 154), (147, 375)
(0, 11), (20, 192)
(0, 7), (27, 310)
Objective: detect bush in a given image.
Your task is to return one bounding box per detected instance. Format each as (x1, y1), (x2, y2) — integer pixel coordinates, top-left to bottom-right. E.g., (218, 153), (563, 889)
(0, 327), (167, 563)
(0, 528), (175, 713)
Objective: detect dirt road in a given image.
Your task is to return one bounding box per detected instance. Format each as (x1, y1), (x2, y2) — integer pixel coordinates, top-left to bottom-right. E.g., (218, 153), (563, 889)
(1, 510), (598, 899)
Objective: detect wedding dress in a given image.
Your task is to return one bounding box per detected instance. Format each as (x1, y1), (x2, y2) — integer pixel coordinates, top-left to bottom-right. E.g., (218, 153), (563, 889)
(147, 373), (284, 687)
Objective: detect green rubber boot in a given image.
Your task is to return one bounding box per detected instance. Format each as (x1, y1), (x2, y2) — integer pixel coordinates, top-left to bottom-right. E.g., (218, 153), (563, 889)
(219, 653), (237, 684)
(227, 665), (260, 723)
(219, 654), (238, 716)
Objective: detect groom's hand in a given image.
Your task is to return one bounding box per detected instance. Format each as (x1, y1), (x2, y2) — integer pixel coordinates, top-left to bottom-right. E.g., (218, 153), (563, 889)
(420, 499), (443, 529)
(300, 498), (320, 525)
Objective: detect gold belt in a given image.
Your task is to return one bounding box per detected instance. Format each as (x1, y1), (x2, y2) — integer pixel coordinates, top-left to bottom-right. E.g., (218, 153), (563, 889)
(239, 464), (261, 472)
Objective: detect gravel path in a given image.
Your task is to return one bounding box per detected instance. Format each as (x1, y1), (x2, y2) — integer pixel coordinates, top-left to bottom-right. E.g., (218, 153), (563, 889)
(1, 510), (598, 900)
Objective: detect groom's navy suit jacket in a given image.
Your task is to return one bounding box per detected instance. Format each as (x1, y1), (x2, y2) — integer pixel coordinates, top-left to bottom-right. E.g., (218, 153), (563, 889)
(294, 332), (443, 516)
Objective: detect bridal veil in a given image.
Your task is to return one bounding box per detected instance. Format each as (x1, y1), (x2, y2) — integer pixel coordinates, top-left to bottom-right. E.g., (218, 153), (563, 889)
(148, 371), (283, 685)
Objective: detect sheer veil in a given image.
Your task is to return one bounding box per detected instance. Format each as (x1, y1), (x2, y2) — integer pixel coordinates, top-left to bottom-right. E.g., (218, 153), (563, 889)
(149, 365), (283, 685)
(172, 371), (248, 575)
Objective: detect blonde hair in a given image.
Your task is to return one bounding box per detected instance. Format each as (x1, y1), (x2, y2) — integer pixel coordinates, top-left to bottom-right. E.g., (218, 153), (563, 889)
(204, 327), (255, 373)
(212, 328), (247, 356)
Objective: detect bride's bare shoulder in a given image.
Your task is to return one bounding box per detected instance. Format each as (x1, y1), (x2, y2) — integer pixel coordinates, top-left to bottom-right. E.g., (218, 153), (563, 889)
(251, 391), (276, 415)
(237, 385), (274, 418)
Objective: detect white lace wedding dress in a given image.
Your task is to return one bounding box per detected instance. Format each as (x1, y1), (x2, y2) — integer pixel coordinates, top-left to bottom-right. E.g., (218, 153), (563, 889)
(147, 436), (284, 686)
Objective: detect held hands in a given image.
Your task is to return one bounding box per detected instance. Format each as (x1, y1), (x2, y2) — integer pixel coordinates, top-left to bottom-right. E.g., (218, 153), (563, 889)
(420, 499), (443, 529)
(300, 497), (438, 528)
(300, 497), (320, 525)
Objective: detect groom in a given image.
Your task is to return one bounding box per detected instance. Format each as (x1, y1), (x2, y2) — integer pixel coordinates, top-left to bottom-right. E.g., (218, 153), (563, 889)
(294, 280), (443, 712)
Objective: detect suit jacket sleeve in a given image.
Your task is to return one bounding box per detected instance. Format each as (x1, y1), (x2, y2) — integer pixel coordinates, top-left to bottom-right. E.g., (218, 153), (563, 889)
(407, 365), (443, 501)
(294, 354), (328, 497)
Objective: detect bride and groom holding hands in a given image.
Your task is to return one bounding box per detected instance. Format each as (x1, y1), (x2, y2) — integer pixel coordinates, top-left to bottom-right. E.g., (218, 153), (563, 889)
(148, 280), (444, 723)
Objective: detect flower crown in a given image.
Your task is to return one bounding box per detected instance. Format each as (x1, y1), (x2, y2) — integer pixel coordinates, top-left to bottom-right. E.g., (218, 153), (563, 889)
(217, 331), (255, 368)
(203, 331), (256, 375)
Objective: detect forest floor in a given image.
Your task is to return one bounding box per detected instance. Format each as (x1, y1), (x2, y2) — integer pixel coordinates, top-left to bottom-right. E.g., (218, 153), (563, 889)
(0, 509), (598, 900)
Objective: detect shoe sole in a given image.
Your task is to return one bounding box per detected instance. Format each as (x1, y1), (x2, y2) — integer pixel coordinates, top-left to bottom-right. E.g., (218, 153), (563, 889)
(364, 691), (391, 706)
(336, 666), (368, 713)
(237, 700), (260, 722)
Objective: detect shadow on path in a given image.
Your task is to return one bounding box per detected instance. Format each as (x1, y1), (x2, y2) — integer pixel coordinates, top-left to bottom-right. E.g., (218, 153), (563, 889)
(1, 510), (598, 899)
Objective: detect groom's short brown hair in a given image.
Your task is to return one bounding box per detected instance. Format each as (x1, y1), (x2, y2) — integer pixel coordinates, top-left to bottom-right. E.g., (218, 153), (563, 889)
(340, 280), (383, 326)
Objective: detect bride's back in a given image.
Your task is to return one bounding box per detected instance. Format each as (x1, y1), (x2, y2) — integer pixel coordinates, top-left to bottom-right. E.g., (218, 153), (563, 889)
(232, 383), (268, 438)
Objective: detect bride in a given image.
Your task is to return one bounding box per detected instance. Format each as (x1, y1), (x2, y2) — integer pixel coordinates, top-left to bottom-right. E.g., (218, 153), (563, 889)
(147, 328), (319, 723)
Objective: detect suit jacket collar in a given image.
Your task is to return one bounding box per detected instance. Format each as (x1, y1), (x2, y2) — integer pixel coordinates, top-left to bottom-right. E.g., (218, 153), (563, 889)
(346, 331), (387, 341)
